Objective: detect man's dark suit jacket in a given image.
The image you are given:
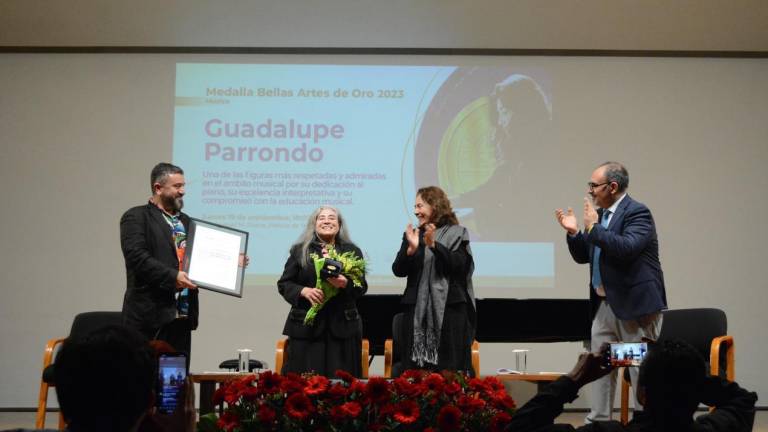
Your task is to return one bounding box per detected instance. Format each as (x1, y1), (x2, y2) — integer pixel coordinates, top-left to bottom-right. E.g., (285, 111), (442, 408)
(120, 203), (199, 334)
(566, 195), (667, 321)
(277, 240), (367, 339)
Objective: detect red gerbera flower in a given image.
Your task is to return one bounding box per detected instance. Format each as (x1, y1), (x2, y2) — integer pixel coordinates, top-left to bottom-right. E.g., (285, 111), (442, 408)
(443, 381), (461, 397)
(240, 385), (259, 401)
(224, 383), (241, 405)
(393, 377), (422, 398)
(350, 380), (368, 396)
(440, 370), (458, 382)
(257, 370), (283, 394)
(340, 401), (362, 418)
(424, 372), (446, 393)
(257, 405), (277, 424)
(329, 405), (347, 422)
(335, 369), (356, 383)
(468, 377), (488, 393)
(483, 375), (505, 391)
(490, 411), (513, 432)
(379, 402), (395, 419)
(280, 374), (305, 394)
(328, 400), (362, 422)
(304, 375), (329, 396)
(365, 377), (392, 404)
(216, 411), (239, 432)
(241, 374), (257, 386)
(285, 392), (315, 420)
(392, 399), (420, 424)
(437, 405), (462, 432)
(457, 394), (486, 413)
(212, 386), (226, 405)
(400, 369), (425, 382)
(327, 382), (350, 399)
(489, 389), (516, 410)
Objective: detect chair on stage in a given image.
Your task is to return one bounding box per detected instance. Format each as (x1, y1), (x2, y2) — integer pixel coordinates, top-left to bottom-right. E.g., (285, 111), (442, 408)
(275, 337), (370, 378)
(36, 311), (123, 430)
(383, 312), (480, 378)
(619, 308), (735, 424)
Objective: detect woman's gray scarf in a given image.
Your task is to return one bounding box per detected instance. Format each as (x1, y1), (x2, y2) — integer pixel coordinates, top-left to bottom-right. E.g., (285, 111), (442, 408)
(411, 224), (475, 367)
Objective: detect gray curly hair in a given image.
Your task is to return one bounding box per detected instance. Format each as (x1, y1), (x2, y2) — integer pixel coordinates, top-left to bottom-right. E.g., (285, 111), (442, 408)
(294, 206), (353, 267)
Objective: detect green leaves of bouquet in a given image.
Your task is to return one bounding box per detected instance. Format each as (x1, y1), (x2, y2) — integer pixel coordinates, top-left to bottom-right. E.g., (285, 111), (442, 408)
(304, 245), (366, 325)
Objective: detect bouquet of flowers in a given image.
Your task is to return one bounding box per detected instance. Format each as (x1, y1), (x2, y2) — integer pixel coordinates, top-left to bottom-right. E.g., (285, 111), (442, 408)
(197, 369), (516, 432)
(303, 245), (366, 325)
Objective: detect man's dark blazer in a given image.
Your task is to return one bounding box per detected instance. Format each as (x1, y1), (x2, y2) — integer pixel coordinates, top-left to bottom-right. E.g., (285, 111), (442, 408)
(120, 202), (199, 334)
(277, 240), (367, 339)
(566, 195), (667, 321)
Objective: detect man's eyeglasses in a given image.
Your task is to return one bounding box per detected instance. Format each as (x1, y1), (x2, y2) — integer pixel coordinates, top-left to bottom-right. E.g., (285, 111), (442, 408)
(587, 182), (610, 191)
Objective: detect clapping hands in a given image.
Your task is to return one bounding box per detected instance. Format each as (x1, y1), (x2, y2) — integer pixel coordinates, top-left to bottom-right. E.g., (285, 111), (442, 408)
(405, 223), (419, 256)
(555, 207), (579, 235)
(404, 222), (436, 256)
(556, 197), (599, 235)
(423, 223), (436, 248)
(583, 197), (598, 230)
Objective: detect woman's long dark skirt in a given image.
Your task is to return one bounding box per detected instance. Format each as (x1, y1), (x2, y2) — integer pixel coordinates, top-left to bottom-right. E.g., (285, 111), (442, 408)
(395, 302), (475, 377)
(282, 331), (362, 378)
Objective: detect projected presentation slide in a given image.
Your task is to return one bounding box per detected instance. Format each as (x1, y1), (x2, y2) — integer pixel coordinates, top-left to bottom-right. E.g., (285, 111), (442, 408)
(173, 63), (555, 290)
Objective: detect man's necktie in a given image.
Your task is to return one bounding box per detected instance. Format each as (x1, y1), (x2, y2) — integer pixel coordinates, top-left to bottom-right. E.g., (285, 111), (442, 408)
(591, 210), (611, 294)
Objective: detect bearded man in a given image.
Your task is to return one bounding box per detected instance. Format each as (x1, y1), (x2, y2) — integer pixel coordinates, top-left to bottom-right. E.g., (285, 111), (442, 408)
(120, 162), (198, 357)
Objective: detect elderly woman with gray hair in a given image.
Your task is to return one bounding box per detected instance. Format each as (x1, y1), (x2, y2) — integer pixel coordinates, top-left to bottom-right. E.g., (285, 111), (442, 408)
(277, 206), (368, 377)
(392, 186), (476, 376)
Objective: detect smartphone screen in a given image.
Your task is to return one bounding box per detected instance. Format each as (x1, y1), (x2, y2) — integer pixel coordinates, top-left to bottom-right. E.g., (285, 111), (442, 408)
(157, 353), (188, 414)
(608, 342), (648, 367)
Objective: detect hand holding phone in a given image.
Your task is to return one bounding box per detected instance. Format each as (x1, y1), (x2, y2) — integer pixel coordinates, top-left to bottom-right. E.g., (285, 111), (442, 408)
(156, 352), (188, 414)
(567, 349), (613, 388)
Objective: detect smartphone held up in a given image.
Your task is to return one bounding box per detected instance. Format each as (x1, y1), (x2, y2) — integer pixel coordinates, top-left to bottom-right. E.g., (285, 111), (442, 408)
(607, 342), (648, 367)
(156, 352), (188, 414)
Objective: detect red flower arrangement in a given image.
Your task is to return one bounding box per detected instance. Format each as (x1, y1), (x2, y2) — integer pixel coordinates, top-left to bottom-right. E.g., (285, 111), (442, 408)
(197, 369), (515, 432)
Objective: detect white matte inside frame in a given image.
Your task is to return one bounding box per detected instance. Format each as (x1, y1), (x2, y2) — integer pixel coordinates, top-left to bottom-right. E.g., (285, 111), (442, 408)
(188, 225), (241, 291)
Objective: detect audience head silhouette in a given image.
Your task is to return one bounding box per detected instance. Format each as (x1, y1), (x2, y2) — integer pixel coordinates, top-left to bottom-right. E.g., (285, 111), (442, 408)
(54, 325), (155, 432)
(637, 338), (707, 423)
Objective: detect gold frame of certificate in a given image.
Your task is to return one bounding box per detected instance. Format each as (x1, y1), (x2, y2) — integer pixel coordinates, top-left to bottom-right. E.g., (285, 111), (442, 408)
(183, 218), (248, 297)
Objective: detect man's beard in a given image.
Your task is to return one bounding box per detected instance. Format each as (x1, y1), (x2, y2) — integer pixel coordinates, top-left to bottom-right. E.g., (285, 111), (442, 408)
(162, 195), (184, 213)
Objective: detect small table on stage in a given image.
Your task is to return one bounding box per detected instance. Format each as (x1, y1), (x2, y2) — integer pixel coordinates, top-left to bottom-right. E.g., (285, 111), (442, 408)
(495, 373), (564, 392)
(190, 372), (256, 415)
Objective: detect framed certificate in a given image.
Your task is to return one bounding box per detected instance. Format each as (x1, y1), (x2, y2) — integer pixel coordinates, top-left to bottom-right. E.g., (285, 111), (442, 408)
(183, 218), (249, 297)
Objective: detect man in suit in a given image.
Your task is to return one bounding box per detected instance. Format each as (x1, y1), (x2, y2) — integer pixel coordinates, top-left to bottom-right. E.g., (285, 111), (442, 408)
(120, 162), (198, 357)
(555, 161), (667, 422)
